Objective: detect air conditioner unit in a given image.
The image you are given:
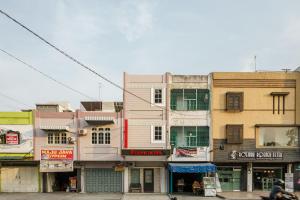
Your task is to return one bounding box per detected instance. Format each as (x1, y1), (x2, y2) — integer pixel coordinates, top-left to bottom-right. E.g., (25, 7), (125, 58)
(79, 129), (87, 136)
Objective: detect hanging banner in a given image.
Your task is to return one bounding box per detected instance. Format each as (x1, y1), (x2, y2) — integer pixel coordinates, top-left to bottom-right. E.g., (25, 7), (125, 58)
(176, 147), (197, 157)
(41, 149), (73, 160)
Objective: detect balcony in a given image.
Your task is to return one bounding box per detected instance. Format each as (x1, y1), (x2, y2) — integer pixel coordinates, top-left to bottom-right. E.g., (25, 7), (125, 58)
(168, 147), (210, 161)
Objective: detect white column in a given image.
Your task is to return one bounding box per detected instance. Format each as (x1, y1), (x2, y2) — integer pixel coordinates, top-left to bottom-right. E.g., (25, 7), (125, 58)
(288, 164), (292, 173)
(160, 168), (166, 193)
(80, 167), (85, 193)
(247, 163), (253, 192)
(124, 167), (129, 193)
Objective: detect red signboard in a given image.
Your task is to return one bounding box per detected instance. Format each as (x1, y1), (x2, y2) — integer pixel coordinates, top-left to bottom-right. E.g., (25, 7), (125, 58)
(6, 132), (19, 145)
(41, 149), (73, 160)
(122, 149), (170, 156)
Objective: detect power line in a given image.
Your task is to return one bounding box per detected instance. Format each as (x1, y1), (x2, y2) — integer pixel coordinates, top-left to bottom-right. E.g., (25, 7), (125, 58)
(0, 48), (95, 100)
(0, 91), (31, 108)
(0, 9), (211, 118)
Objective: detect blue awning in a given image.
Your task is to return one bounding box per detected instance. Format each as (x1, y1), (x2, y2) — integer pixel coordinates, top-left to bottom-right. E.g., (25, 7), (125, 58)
(168, 163), (216, 173)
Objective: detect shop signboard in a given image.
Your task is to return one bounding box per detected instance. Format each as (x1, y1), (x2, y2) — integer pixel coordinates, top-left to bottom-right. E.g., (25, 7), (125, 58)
(229, 150), (283, 160)
(40, 160), (73, 172)
(122, 149), (170, 156)
(285, 173), (294, 192)
(5, 131), (19, 145)
(41, 149), (73, 160)
(0, 126), (33, 157)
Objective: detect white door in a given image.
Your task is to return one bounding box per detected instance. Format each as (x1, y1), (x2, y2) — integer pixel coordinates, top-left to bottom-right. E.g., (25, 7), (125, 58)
(1, 167), (39, 192)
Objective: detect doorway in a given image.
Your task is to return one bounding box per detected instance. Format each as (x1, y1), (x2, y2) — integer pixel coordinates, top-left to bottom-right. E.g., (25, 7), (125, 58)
(144, 169), (154, 192)
(253, 167), (283, 191)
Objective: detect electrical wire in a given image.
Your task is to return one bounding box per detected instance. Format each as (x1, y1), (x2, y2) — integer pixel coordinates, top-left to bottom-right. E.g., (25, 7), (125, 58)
(0, 9), (211, 118)
(0, 91), (32, 108)
(0, 48), (95, 101)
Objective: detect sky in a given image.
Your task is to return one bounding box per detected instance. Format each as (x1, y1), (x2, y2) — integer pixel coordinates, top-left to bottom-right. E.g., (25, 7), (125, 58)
(0, 0), (300, 111)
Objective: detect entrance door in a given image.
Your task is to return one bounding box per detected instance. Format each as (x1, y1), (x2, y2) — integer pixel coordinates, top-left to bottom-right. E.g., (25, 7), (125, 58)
(144, 169), (154, 192)
(232, 168), (241, 191)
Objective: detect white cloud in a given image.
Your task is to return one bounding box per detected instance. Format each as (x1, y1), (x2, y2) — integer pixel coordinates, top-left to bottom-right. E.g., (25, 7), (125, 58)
(116, 0), (154, 42)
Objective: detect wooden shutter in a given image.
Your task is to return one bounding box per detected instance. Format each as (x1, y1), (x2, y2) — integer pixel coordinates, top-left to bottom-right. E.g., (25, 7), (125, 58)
(226, 125), (243, 144)
(226, 92), (244, 112)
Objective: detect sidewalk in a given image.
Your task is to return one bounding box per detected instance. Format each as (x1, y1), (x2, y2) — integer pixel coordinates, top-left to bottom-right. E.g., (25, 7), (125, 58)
(122, 193), (169, 200)
(217, 192), (300, 200)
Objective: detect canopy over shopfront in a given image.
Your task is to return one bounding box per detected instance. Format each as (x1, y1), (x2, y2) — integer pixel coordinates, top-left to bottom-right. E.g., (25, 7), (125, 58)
(168, 163), (216, 173)
(168, 163), (216, 193)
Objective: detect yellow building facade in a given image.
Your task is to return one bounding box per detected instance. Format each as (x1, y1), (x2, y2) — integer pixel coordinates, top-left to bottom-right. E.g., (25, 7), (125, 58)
(211, 72), (300, 192)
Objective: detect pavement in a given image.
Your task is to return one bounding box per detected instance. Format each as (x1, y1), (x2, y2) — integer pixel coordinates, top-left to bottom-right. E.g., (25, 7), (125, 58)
(217, 191), (300, 200)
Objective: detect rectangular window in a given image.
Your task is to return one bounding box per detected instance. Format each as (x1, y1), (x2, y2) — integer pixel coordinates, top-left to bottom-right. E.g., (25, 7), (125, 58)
(226, 92), (243, 112)
(258, 127), (299, 148)
(92, 132), (97, 144)
(61, 133), (67, 144)
(226, 125), (243, 144)
(48, 133), (54, 144)
(154, 126), (162, 141)
(171, 89), (209, 111)
(171, 126), (209, 147)
(154, 89), (162, 104)
(48, 132), (67, 144)
(54, 133), (60, 144)
(131, 169), (140, 184)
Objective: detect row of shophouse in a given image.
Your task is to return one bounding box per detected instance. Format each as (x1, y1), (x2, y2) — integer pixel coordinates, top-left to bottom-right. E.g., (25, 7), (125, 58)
(0, 71), (300, 193)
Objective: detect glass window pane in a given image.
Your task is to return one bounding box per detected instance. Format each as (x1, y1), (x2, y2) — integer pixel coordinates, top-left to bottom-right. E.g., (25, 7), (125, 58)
(105, 133), (110, 144)
(131, 169), (140, 184)
(98, 133), (104, 144)
(61, 133), (67, 144)
(48, 133), (53, 144)
(170, 89), (183, 110)
(197, 126), (209, 146)
(184, 127), (197, 147)
(184, 89), (196, 99)
(197, 89), (209, 110)
(92, 132), (97, 144)
(259, 127), (298, 147)
(54, 133), (60, 144)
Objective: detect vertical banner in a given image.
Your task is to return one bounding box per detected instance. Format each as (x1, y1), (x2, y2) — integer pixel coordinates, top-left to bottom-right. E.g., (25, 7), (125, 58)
(285, 173), (294, 192)
(124, 119), (128, 148)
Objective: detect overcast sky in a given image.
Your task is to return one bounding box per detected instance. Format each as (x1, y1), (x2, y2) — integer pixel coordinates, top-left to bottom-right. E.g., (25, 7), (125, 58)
(1, 0), (300, 111)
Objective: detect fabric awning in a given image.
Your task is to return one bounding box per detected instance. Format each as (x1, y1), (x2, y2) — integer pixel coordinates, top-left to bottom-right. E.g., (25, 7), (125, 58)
(40, 125), (70, 132)
(84, 116), (115, 125)
(168, 163), (216, 173)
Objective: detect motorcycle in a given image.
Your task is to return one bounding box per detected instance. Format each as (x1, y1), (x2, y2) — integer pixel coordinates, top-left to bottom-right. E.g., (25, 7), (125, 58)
(260, 193), (299, 200)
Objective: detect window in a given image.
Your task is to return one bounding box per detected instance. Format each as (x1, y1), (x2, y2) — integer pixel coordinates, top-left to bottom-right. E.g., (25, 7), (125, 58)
(226, 125), (243, 144)
(154, 126), (162, 141)
(131, 169), (140, 184)
(170, 126), (209, 147)
(151, 126), (165, 143)
(258, 127), (298, 148)
(48, 133), (54, 144)
(48, 132), (67, 144)
(226, 92), (243, 112)
(61, 133), (67, 144)
(154, 89), (162, 104)
(171, 89), (209, 111)
(91, 127), (110, 144)
(54, 133), (60, 144)
(99, 128), (104, 144)
(105, 128), (111, 144)
(92, 132), (97, 144)
(271, 92), (289, 114)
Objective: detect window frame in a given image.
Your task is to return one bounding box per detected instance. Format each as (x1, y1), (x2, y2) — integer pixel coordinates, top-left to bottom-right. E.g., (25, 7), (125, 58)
(226, 124), (243, 144)
(91, 127), (111, 145)
(151, 88), (165, 106)
(256, 126), (299, 148)
(170, 89), (209, 111)
(151, 125), (165, 144)
(48, 132), (68, 145)
(226, 92), (244, 112)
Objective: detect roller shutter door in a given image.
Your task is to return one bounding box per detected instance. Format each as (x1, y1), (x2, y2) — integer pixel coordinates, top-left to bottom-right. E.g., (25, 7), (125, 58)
(1, 167), (39, 192)
(85, 168), (122, 192)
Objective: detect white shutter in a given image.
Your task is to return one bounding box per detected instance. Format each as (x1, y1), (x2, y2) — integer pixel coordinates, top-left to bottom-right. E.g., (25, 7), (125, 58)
(162, 88), (166, 106)
(150, 88), (154, 106)
(150, 125), (154, 143)
(162, 125), (166, 143)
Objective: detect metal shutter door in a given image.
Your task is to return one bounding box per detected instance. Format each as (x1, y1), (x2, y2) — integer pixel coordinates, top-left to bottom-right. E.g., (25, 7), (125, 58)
(85, 168), (122, 192)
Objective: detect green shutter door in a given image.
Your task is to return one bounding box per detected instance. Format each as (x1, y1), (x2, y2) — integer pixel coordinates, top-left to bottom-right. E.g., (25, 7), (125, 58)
(85, 168), (122, 192)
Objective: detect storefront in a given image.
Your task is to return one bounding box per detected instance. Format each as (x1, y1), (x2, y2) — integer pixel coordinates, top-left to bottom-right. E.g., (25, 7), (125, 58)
(122, 149), (170, 193)
(168, 163), (216, 196)
(217, 166), (245, 192)
(40, 148), (78, 192)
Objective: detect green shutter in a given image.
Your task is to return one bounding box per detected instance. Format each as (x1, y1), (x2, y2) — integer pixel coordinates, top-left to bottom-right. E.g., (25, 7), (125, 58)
(197, 126), (209, 146)
(170, 89), (183, 110)
(170, 127), (178, 147)
(197, 89), (209, 110)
